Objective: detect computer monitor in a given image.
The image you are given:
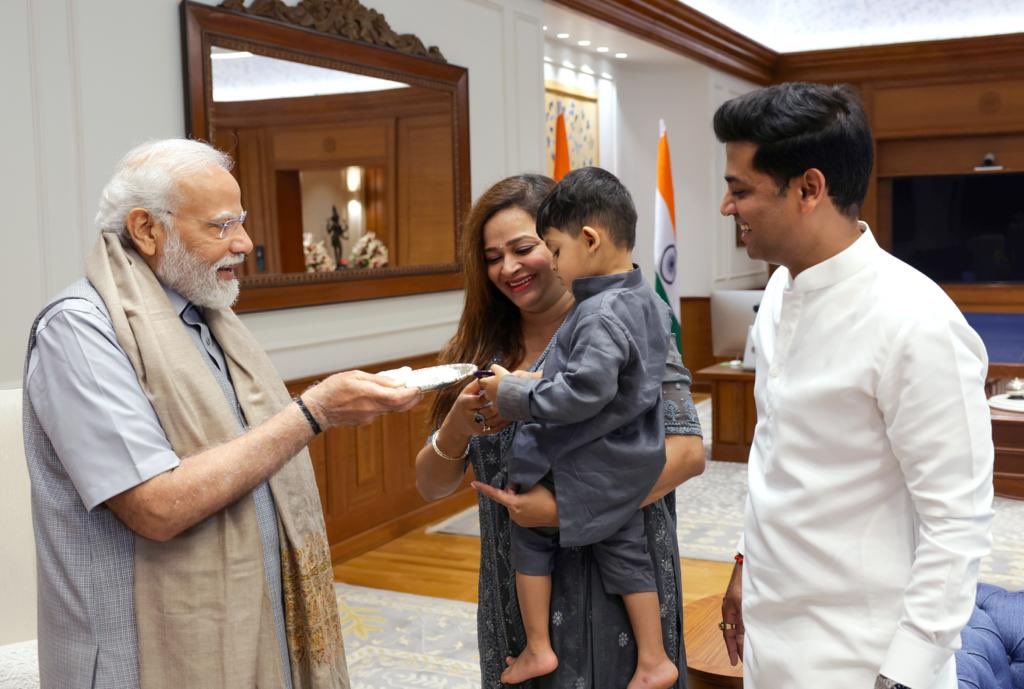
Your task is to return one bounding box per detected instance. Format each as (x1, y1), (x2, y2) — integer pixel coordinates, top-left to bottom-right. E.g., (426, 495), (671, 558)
(710, 289), (764, 360)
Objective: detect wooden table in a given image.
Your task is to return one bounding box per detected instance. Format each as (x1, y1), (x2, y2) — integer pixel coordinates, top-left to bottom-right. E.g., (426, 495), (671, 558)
(694, 364), (756, 462)
(991, 406), (1024, 499)
(683, 595), (743, 688)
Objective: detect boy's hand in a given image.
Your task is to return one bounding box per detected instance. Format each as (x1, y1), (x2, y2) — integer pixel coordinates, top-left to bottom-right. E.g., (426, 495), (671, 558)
(476, 364), (508, 400)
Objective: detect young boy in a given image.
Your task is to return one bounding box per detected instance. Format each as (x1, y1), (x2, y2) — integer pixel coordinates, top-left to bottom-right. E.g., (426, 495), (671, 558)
(477, 167), (679, 689)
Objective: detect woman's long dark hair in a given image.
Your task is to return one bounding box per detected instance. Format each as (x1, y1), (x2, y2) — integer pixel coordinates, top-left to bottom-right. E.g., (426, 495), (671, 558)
(429, 174), (555, 429)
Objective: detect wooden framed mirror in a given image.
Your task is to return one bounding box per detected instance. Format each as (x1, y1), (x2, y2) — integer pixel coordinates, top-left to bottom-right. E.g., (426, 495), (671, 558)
(181, 0), (470, 312)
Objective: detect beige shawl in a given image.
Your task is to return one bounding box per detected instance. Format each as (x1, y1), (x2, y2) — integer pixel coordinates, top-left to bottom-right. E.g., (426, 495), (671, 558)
(85, 231), (348, 689)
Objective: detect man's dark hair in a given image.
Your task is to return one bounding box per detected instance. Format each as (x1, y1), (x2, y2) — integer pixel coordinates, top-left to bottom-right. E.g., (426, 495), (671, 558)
(713, 82), (873, 219)
(535, 166), (637, 249)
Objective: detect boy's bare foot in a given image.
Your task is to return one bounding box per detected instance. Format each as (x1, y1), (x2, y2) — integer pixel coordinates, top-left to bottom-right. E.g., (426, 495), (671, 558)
(626, 658), (678, 689)
(500, 647), (559, 684)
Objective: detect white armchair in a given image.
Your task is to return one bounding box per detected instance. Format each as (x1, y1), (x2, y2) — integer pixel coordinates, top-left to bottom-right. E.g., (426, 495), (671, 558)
(0, 388), (39, 689)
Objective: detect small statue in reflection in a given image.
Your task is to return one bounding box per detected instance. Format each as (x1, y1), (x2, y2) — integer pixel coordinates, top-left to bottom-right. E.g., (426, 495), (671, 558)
(326, 205), (349, 269)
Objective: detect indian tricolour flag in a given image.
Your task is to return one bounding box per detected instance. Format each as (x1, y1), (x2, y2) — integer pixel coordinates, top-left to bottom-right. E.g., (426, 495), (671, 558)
(654, 119), (682, 355)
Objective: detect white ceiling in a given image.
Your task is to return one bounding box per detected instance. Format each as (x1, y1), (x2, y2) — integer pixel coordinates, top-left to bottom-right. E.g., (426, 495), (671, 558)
(542, 2), (698, 69)
(679, 0), (1024, 53)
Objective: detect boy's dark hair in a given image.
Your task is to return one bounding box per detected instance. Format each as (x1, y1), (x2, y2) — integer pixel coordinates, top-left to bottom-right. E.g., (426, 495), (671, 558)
(535, 166), (637, 249)
(712, 82), (873, 220)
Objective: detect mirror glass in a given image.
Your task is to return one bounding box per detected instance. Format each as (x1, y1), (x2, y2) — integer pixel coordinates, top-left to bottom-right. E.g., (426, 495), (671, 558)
(209, 48), (456, 275)
(182, 2), (470, 311)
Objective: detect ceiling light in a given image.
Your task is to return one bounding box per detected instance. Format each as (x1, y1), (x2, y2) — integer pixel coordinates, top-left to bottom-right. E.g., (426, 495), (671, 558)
(562, 60), (576, 69)
(577, 40), (591, 46)
(615, 52), (628, 59)
(596, 46), (609, 53)
(580, 65), (594, 74)
(542, 25), (548, 31)
(601, 72), (613, 80)
(556, 32), (570, 39)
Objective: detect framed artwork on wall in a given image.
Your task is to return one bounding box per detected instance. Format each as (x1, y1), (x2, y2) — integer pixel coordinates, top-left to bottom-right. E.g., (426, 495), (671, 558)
(545, 81), (599, 176)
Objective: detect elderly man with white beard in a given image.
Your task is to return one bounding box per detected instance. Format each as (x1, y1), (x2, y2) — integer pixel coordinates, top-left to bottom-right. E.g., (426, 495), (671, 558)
(22, 139), (421, 689)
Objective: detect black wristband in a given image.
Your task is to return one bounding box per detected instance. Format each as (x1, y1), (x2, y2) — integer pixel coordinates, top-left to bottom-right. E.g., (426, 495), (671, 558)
(294, 395), (323, 435)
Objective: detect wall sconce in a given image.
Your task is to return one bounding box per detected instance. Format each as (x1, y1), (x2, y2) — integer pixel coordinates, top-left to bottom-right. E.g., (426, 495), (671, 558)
(346, 166), (362, 192)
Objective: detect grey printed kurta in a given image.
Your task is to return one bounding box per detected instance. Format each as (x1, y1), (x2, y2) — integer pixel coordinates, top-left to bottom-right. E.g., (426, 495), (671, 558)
(470, 332), (702, 689)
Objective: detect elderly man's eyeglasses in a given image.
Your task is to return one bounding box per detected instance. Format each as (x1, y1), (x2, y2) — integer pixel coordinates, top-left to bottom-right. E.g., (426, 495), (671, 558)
(159, 209), (248, 240)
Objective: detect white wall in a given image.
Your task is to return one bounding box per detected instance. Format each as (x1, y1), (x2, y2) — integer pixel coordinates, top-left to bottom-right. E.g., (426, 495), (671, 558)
(0, 0), (546, 387)
(612, 61), (767, 297)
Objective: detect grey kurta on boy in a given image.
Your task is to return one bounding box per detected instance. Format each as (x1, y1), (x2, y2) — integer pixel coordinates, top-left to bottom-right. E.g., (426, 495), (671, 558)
(496, 266), (672, 549)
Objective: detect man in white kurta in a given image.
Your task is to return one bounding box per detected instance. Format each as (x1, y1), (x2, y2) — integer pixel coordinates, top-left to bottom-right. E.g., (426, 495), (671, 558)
(713, 82), (994, 689)
(742, 223), (993, 688)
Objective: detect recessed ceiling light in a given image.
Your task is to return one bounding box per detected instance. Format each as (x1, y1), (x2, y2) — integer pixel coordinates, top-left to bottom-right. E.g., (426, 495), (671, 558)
(543, 56), (553, 63)
(542, 25), (548, 31)
(577, 40), (591, 46)
(562, 60), (576, 69)
(596, 46), (609, 53)
(615, 52), (628, 59)
(601, 72), (613, 80)
(580, 65), (594, 74)
(556, 32), (570, 39)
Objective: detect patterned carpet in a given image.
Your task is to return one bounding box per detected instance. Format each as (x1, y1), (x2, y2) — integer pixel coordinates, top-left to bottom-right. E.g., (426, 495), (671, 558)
(430, 400), (1024, 586)
(339, 583), (479, 688)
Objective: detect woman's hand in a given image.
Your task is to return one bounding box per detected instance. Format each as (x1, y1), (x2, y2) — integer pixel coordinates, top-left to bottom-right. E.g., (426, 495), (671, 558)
(448, 377), (510, 438)
(414, 378), (508, 502)
(471, 481), (559, 528)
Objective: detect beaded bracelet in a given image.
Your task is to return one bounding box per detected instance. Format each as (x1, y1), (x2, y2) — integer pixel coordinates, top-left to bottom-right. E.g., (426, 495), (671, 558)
(431, 431), (470, 462)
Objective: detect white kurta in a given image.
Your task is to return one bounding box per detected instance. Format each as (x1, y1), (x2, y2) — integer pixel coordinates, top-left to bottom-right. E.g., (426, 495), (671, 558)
(741, 225), (994, 689)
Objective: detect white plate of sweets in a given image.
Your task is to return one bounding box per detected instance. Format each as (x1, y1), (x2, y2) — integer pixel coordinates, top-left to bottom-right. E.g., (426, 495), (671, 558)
(377, 363), (478, 392)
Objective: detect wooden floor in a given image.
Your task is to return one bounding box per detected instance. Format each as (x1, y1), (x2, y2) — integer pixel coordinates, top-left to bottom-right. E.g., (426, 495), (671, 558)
(334, 527), (733, 605)
(333, 392), (730, 603)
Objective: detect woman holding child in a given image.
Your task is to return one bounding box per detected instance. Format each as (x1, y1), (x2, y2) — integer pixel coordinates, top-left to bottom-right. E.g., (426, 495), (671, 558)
(414, 173), (704, 689)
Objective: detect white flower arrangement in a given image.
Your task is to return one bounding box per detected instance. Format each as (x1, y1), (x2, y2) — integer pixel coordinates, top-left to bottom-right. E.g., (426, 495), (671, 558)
(349, 231), (389, 269)
(303, 232), (334, 273)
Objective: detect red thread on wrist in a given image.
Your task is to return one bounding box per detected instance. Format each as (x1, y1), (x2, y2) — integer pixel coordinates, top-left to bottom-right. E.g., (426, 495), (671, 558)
(734, 553), (744, 565)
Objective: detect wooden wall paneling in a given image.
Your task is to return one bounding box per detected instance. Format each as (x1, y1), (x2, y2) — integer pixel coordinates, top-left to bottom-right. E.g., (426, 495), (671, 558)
(284, 352), (478, 563)
(364, 165), (387, 238)
(274, 170), (305, 273)
(775, 33), (1024, 86)
(235, 128), (278, 274)
(680, 297), (715, 385)
(941, 285), (1024, 313)
(210, 86), (452, 129)
(397, 113), (456, 266)
(872, 80), (1024, 140)
(550, 0), (775, 84)
(272, 121), (390, 167)
(385, 118), (399, 261)
(234, 271), (462, 311)
(876, 135), (1024, 177)
(715, 380), (744, 446)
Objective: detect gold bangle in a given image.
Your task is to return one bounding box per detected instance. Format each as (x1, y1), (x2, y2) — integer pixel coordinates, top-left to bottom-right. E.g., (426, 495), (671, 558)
(431, 431), (469, 462)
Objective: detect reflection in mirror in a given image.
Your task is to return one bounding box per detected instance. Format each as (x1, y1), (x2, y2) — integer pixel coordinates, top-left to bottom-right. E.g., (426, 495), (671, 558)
(286, 165), (387, 272)
(208, 46), (455, 278)
(182, 0), (470, 311)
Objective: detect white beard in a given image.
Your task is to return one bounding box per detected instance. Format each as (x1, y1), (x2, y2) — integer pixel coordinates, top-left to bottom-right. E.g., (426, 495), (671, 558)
(156, 230), (242, 309)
